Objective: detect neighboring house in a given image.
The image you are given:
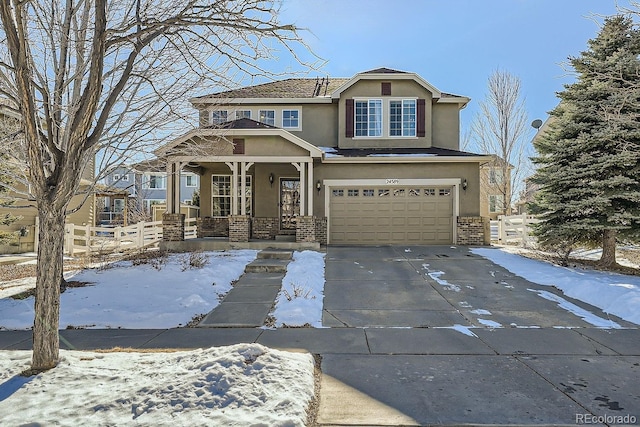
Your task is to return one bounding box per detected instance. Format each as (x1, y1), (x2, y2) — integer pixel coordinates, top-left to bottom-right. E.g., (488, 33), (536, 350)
(0, 100), (95, 253)
(156, 68), (491, 247)
(479, 155), (513, 220)
(514, 117), (551, 214)
(100, 159), (199, 225)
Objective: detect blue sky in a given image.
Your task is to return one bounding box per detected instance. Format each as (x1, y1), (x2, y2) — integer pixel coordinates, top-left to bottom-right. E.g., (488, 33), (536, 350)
(277, 0), (632, 134)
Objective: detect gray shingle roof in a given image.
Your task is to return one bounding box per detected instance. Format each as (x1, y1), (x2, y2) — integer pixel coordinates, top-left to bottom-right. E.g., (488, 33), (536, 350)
(194, 78), (350, 100)
(193, 70), (465, 101)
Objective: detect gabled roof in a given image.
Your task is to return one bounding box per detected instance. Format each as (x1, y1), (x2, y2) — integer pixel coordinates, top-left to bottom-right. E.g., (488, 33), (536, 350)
(361, 67), (409, 74)
(190, 68), (469, 107)
(155, 120), (324, 158)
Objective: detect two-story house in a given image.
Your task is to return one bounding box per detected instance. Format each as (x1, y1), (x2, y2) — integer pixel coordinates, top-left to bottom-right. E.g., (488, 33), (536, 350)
(156, 68), (491, 248)
(100, 159), (199, 225)
(479, 155), (513, 220)
(0, 99), (95, 253)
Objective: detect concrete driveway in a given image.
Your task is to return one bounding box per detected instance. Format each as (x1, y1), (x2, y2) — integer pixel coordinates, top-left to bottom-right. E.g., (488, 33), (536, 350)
(323, 245), (633, 329)
(317, 245), (639, 426)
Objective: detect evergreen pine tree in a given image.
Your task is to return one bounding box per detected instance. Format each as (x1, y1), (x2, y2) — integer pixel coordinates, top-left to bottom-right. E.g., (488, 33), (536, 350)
(530, 15), (640, 267)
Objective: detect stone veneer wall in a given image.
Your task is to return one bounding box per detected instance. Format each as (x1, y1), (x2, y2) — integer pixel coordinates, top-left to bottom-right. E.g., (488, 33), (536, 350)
(456, 216), (489, 246)
(296, 216), (316, 243)
(315, 216), (327, 245)
(162, 213), (185, 242)
(197, 217), (229, 238)
(251, 217), (279, 240)
(228, 215), (250, 242)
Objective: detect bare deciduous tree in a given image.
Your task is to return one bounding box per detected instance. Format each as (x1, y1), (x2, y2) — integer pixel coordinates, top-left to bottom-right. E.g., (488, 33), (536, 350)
(0, 0), (318, 372)
(470, 69), (533, 216)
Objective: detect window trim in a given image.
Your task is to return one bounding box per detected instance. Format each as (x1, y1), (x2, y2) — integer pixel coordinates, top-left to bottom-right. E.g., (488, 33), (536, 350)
(389, 99), (417, 137)
(184, 174), (198, 188)
(210, 110), (228, 125)
(489, 194), (505, 213)
(282, 109), (301, 130)
(211, 174), (253, 217)
(258, 109), (275, 126)
(354, 98), (383, 138)
(235, 110), (252, 120)
(489, 168), (504, 185)
(352, 98), (418, 139)
(143, 173), (166, 190)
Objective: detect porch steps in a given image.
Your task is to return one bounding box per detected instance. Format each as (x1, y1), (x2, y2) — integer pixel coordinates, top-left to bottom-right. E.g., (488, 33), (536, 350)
(256, 249), (294, 260)
(198, 249), (293, 328)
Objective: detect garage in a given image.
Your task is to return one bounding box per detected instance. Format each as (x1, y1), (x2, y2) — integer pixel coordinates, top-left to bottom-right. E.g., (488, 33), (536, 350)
(329, 186), (454, 244)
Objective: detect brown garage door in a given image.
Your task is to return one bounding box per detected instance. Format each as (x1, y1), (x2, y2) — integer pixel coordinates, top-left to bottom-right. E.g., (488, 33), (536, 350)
(329, 186), (453, 244)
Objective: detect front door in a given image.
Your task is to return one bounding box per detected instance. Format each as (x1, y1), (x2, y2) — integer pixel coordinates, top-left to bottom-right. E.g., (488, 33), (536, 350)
(280, 178), (300, 230)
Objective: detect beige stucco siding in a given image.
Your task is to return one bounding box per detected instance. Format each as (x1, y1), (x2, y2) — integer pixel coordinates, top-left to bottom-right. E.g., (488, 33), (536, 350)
(431, 104), (461, 151)
(337, 80), (434, 149)
(244, 135), (308, 156)
(289, 104), (338, 148)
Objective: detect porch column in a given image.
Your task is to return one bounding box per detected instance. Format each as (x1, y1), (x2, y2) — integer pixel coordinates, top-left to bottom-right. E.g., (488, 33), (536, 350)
(240, 161), (246, 215)
(307, 161), (314, 215)
(166, 161), (179, 214)
(173, 162), (183, 214)
(292, 162), (305, 216)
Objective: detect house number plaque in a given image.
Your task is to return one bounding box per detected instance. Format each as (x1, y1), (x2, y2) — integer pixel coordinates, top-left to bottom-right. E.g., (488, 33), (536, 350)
(385, 179), (400, 185)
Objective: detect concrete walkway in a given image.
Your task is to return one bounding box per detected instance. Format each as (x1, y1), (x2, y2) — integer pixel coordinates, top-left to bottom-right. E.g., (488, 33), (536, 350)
(199, 249), (293, 327)
(1, 245), (639, 426)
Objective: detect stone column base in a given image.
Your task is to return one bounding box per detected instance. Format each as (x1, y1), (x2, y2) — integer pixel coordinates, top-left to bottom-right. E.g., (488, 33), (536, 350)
(162, 213), (185, 242)
(456, 216), (489, 246)
(296, 216), (317, 243)
(229, 215), (250, 242)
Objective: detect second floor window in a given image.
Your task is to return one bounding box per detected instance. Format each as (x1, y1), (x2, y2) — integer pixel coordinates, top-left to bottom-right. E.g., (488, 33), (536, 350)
(259, 110), (275, 126)
(355, 99), (382, 137)
(145, 174), (166, 189)
(390, 100), (416, 137)
(236, 110), (251, 120)
(211, 110), (228, 125)
(489, 168), (504, 185)
(282, 110), (300, 128)
(185, 175), (198, 187)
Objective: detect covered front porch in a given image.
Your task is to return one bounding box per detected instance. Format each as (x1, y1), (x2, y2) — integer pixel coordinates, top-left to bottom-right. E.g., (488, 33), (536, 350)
(156, 122), (327, 250)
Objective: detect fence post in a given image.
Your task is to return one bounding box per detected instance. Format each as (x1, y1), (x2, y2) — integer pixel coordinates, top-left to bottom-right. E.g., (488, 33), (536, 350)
(137, 222), (145, 248)
(114, 226), (122, 245)
(65, 224), (74, 256)
(498, 215), (504, 243)
(85, 224), (91, 255)
(34, 217), (39, 254)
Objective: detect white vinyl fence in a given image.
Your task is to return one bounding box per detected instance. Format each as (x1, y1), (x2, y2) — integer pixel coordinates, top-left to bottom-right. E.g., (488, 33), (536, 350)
(493, 214), (539, 245)
(64, 218), (197, 255)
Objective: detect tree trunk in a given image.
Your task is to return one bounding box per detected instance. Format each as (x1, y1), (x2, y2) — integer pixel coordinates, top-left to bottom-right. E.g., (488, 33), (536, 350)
(31, 208), (66, 371)
(599, 229), (617, 268)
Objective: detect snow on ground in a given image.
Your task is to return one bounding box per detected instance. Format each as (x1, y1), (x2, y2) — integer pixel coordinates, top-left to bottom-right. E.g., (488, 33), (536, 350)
(0, 250), (258, 330)
(271, 251), (326, 328)
(472, 247), (640, 326)
(0, 344), (314, 426)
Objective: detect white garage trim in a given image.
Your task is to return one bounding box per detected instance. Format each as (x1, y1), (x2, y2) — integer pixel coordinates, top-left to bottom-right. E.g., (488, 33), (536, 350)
(323, 178), (461, 244)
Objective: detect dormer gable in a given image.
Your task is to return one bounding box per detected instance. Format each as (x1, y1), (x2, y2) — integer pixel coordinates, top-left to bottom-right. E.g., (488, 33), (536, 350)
(334, 68), (469, 151)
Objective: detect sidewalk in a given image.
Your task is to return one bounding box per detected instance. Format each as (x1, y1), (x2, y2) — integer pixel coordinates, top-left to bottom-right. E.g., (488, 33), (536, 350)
(2, 326), (639, 426)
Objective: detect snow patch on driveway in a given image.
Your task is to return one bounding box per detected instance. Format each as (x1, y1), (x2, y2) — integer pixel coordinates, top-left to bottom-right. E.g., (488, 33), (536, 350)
(472, 247), (639, 326)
